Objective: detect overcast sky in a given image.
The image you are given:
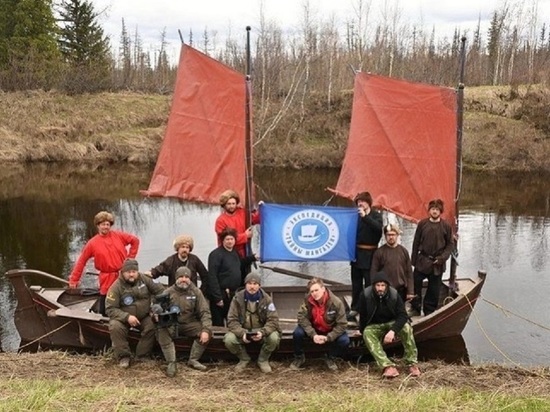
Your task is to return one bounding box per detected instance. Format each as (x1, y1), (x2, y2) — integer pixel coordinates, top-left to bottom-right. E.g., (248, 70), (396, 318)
(90, 0), (550, 61)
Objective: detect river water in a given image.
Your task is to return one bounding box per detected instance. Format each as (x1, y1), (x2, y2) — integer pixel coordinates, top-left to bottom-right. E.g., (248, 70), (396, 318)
(1, 164), (549, 366)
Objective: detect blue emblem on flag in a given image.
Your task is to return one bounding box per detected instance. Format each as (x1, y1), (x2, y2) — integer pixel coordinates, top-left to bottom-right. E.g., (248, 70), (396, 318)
(260, 203), (358, 262)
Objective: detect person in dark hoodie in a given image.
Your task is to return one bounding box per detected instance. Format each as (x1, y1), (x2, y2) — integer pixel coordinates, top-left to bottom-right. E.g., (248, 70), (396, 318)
(358, 271), (420, 378)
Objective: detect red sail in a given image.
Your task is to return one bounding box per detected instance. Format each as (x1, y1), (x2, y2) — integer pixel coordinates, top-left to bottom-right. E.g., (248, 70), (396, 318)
(141, 44), (247, 205)
(331, 73), (457, 224)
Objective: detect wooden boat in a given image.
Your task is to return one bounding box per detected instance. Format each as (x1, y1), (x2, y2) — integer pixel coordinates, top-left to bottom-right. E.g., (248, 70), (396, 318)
(6, 37), (487, 359)
(6, 268), (485, 357)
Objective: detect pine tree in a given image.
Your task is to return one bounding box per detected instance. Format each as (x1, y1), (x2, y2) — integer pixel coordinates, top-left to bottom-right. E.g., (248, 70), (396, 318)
(0, 0), (61, 90)
(56, 0), (112, 92)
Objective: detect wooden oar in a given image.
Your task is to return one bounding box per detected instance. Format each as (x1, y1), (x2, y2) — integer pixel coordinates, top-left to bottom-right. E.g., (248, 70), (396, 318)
(259, 264), (345, 285)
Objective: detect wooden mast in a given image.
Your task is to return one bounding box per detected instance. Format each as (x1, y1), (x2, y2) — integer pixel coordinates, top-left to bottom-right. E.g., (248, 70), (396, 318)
(244, 26), (254, 253)
(450, 36), (467, 289)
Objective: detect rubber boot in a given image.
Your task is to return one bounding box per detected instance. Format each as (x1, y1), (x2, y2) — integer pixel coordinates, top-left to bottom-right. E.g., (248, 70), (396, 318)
(187, 340), (207, 371)
(257, 347), (273, 373)
(234, 346), (251, 372)
(161, 343), (177, 378)
(166, 362), (178, 378)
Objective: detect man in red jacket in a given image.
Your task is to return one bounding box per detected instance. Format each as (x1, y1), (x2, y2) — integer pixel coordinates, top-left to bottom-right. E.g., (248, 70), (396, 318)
(69, 211), (140, 315)
(214, 189), (260, 259)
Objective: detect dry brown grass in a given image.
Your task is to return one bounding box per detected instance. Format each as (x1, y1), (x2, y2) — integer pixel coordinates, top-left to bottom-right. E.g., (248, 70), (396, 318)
(1, 86), (549, 172)
(1, 351), (549, 411)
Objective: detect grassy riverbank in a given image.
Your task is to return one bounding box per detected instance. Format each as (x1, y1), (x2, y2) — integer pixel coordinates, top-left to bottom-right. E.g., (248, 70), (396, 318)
(1, 352), (549, 411)
(0, 85), (549, 172)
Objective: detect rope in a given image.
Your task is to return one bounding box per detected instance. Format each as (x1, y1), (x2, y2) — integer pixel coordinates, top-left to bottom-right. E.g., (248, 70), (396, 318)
(481, 297), (550, 332)
(18, 321), (72, 350)
(465, 294), (547, 377)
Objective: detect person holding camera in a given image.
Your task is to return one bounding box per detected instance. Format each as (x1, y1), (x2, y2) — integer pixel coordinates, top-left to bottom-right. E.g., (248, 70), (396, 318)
(223, 272), (281, 373)
(105, 259), (165, 369)
(153, 266), (212, 377)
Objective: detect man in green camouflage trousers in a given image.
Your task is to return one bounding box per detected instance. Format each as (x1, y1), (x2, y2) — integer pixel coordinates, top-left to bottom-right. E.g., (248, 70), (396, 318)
(359, 271), (420, 378)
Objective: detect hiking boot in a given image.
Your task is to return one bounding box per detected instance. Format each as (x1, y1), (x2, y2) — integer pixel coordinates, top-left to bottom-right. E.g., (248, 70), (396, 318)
(166, 362), (177, 378)
(289, 354), (305, 370)
(408, 365), (421, 377)
(324, 356), (338, 371)
(382, 366), (399, 378)
(346, 310), (358, 322)
(118, 357), (130, 369)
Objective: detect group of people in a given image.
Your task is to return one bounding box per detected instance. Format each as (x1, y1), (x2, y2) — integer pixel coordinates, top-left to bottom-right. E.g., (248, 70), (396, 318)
(67, 189), (454, 379)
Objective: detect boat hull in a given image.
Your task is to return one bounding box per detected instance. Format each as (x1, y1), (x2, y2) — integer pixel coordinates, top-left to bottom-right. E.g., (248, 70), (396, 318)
(6, 269), (486, 359)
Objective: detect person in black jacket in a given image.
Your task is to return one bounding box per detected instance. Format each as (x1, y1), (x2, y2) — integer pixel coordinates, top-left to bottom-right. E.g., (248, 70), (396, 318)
(207, 227), (257, 326)
(349, 191), (383, 317)
(359, 271), (420, 378)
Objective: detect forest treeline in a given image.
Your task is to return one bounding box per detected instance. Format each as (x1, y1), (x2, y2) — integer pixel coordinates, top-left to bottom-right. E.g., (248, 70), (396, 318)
(2, 0), (550, 94)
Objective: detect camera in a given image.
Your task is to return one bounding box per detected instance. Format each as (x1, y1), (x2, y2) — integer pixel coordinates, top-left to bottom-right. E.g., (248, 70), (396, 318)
(245, 329), (260, 339)
(151, 293), (180, 328)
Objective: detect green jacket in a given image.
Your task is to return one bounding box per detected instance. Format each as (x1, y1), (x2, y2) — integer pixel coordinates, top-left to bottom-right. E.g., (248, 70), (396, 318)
(106, 273), (165, 323)
(164, 283), (212, 335)
(297, 288), (347, 342)
(227, 288), (281, 339)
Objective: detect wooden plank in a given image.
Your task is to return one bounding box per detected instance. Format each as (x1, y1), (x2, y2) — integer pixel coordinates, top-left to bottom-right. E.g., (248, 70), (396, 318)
(260, 264), (345, 285)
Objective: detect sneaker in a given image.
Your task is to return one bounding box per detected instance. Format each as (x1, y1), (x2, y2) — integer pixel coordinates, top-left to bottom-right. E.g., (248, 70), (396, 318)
(118, 357), (130, 369)
(324, 356), (338, 371)
(408, 365), (421, 377)
(382, 366), (399, 378)
(289, 354), (305, 370)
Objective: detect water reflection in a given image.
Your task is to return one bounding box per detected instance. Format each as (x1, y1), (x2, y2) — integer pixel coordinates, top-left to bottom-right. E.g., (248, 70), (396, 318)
(1, 164), (549, 366)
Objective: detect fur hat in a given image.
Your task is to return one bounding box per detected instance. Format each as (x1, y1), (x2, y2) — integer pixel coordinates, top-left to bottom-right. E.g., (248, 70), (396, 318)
(354, 192), (373, 207)
(121, 259), (139, 273)
(244, 272), (261, 284)
(428, 199), (444, 212)
(383, 223), (401, 235)
(175, 266), (192, 279)
(94, 211), (115, 226)
(173, 235), (194, 252)
(219, 189), (240, 206)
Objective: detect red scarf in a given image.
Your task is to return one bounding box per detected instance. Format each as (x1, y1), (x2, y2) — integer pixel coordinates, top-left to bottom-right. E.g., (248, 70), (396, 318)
(308, 290), (331, 334)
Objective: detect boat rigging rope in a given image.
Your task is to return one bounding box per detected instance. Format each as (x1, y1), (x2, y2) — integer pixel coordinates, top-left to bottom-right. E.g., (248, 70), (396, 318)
(481, 297), (550, 332)
(18, 321), (72, 351)
(465, 294), (548, 377)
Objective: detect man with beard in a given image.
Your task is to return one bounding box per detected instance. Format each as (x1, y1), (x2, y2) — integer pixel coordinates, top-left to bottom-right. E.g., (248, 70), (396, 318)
(208, 228), (258, 326)
(214, 190), (260, 277)
(358, 271), (420, 378)
(289, 278), (349, 371)
(105, 259), (165, 368)
(224, 272), (281, 373)
(69, 211), (140, 315)
(147, 234), (209, 294)
(411, 199), (454, 316)
(349, 192), (383, 318)
(153, 267), (212, 377)
(370, 224), (414, 303)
